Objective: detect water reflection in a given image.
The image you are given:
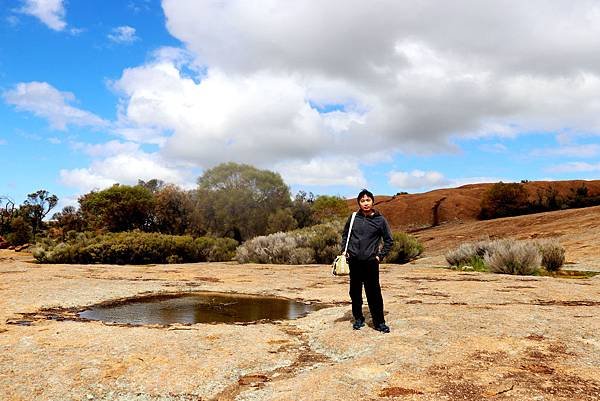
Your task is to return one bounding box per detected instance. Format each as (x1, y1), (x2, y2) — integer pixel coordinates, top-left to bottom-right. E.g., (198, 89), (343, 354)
(78, 292), (320, 325)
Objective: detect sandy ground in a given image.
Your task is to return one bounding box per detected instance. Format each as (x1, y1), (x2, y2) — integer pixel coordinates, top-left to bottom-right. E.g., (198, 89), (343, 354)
(1, 249), (599, 401)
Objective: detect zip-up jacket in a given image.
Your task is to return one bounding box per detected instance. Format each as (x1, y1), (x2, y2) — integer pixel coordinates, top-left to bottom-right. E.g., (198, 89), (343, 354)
(341, 209), (393, 261)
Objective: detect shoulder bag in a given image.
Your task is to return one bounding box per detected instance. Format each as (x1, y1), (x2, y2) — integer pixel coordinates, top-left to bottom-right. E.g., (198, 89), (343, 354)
(332, 212), (357, 276)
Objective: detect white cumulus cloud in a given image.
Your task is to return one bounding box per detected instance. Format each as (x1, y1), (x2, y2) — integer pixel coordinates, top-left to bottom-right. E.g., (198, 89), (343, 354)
(59, 151), (194, 193)
(20, 0), (66, 31)
(275, 158), (367, 187)
(3, 82), (108, 130)
(70, 140), (141, 158)
(113, 58), (356, 167)
(108, 26), (139, 44)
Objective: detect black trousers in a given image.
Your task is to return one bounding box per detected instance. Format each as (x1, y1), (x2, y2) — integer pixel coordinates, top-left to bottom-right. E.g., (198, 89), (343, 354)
(349, 258), (385, 325)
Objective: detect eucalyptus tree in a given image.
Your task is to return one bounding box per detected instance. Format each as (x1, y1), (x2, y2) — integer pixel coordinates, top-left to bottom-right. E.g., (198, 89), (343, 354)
(196, 163), (292, 241)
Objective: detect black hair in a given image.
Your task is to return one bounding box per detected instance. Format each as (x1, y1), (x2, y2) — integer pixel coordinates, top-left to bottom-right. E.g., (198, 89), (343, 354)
(356, 188), (374, 204)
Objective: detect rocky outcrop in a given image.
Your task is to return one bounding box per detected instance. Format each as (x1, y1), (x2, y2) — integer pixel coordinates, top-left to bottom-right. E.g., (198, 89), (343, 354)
(13, 243), (30, 252)
(1, 250), (599, 400)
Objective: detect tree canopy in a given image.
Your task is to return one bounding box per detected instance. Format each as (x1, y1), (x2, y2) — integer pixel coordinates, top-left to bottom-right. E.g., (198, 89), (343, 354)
(311, 195), (351, 223)
(197, 162), (292, 241)
(79, 184), (155, 232)
(21, 190), (58, 239)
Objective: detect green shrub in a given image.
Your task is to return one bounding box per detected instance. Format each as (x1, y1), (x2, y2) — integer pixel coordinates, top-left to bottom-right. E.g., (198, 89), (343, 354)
(484, 239), (541, 275)
(535, 238), (565, 272)
(306, 223), (341, 264)
(384, 232), (423, 264)
(33, 231), (237, 264)
(198, 236), (239, 262)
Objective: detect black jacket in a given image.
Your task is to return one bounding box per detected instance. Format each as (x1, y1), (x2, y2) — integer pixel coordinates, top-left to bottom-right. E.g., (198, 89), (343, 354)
(341, 209), (393, 261)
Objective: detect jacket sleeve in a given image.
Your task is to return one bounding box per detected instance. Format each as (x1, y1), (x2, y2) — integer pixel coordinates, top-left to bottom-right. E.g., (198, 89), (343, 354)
(377, 217), (394, 259)
(340, 215), (352, 253)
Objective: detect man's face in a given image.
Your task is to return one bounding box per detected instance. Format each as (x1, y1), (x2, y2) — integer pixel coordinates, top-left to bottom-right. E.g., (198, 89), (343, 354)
(359, 195), (373, 212)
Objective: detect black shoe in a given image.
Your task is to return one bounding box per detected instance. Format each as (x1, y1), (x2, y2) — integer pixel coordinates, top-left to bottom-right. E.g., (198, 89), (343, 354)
(375, 323), (390, 333)
(352, 317), (365, 330)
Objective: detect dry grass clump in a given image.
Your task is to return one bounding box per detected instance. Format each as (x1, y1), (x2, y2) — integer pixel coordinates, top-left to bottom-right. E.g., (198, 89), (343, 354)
(235, 221), (341, 264)
(484, 239), (541, 275)
(445, 242), (478, 266)
(236, 222), (422, 265)
(235, 232), (313, 264)
(446, 237), (565, 275)
(535, 238), (565, 272)
(444, 238), (492, 271)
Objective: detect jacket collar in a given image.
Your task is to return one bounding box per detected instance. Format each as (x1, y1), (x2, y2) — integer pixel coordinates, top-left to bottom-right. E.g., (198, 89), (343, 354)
(357, 208), (380, 217)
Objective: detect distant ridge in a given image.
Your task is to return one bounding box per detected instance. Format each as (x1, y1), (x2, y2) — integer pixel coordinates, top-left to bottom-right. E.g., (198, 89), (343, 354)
(349, 179), (600, 231)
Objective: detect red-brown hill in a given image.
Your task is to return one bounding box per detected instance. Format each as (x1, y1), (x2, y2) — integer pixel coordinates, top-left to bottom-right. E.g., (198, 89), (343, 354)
(352, 179), (600, 231)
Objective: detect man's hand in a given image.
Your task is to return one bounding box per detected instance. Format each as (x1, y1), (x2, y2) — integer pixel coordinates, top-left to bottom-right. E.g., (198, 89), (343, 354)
(375, 255), (380, 262)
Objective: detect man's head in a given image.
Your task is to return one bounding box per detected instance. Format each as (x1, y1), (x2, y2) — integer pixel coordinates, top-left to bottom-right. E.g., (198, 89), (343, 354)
(357, 189), (375, 213)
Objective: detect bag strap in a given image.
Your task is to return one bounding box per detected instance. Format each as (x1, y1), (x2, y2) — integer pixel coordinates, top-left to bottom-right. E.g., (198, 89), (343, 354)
(343, 212), (357, 254)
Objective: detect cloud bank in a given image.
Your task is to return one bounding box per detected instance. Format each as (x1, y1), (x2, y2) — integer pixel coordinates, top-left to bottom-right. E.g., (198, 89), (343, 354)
(128, 1), (600, 185)
(13, 1), (600, 193)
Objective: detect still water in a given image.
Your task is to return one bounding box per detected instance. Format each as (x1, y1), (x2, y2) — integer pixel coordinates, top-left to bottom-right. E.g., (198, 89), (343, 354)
(78, 292), (321, 325)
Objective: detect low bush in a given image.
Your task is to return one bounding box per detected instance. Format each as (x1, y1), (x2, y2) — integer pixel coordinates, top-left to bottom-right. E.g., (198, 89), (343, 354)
(235, 231), (307, 264)
(484, 239), (541, 275)
(445, 238), (494, 270)
(535, 238), (565, 272)
(445, 242), (478, 267)
(384, 232), (423, 264)
(236, 221), (422, 265)
(235, 221), (341, 264)
(306, 223), (341, 264)
(446, 237), (561, 275)
(32, 231), (237, 264)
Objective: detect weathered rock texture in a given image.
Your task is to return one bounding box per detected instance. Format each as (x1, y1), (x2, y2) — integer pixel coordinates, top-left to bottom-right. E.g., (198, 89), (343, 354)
(1, 249), (599, 401)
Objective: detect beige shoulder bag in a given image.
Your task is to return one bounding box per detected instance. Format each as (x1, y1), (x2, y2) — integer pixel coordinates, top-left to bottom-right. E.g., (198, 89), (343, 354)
(332, 212), (357, 276)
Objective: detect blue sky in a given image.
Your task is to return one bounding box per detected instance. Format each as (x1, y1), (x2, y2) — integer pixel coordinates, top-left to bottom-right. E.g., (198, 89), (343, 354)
(2, 0), (600, 211)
